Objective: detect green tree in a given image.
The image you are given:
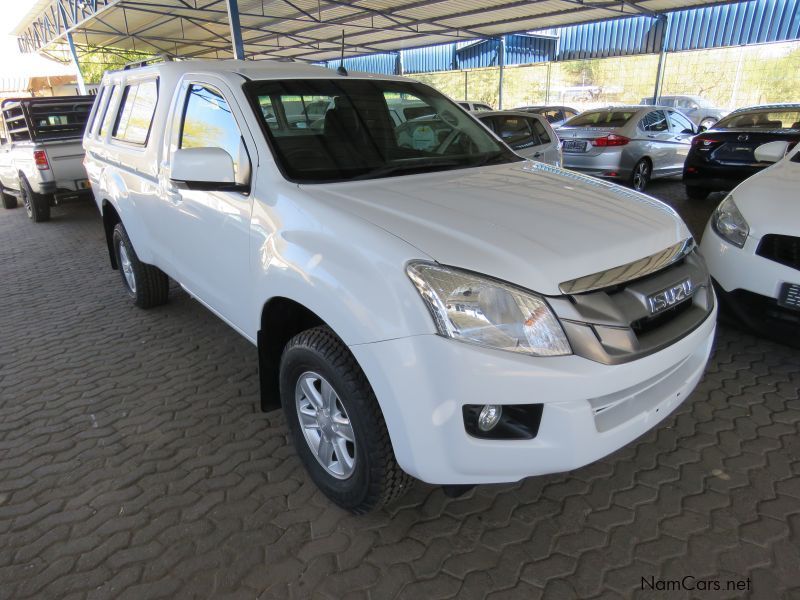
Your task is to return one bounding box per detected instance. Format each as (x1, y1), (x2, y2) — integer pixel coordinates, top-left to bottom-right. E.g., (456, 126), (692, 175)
(79, 48), (156, 84)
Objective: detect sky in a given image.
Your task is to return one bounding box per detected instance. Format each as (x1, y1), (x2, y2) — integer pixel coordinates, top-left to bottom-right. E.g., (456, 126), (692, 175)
(1, 0), (77, 77)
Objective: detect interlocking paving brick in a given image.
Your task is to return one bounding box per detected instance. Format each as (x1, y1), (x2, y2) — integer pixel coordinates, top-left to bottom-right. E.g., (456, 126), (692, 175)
(1, 182), (798, 598)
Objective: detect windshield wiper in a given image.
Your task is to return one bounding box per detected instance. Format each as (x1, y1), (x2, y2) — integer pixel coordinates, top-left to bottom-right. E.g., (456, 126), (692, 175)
(471, 150), (512, 167)
(349, 160), (462, 181)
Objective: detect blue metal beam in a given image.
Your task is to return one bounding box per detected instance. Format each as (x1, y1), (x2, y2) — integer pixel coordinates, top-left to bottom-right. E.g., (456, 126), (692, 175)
(58, 2), (87, 94)
(225, 0), (246, 60)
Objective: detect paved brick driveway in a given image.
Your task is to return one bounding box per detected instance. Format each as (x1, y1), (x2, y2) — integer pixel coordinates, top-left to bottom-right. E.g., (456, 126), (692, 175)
(1, 182), (798, 599)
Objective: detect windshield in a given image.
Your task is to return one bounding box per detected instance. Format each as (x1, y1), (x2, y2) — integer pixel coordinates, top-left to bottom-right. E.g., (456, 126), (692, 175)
(715, 109), (800, 130)
(563, 110), (635, 128)
(245, 79), (518, 183)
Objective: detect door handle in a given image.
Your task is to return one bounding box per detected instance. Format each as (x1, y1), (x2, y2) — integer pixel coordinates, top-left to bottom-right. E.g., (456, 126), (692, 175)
(533, 152), (543, 158)
(647, 134), (657, 139)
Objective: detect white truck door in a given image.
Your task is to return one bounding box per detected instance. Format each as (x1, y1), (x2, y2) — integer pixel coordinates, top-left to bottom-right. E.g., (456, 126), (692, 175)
(160, 78), (256, 335)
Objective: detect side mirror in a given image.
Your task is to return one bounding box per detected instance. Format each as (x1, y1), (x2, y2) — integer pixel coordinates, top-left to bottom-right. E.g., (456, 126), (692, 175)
(170, 147), (240, 191)
(754, 140), (790, 164)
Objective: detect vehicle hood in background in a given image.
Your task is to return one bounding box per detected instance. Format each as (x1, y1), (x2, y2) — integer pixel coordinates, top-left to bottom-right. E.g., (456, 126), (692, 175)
(734, 157), (800, 238)
(302, 161), (689, 295)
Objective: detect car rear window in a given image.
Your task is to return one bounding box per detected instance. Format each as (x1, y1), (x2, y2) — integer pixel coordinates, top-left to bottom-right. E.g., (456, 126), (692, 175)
(564, 111), (634, 128)
(113, 79), (158, 145)
(715, 110), (800, 130)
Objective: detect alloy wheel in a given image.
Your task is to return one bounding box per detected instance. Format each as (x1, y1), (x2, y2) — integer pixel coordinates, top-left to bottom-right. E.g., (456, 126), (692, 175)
(22, 187), (32, 218)
(632, 161), (650, 192)
(118, 242), (137, 294)
(295, 371), (356, 479)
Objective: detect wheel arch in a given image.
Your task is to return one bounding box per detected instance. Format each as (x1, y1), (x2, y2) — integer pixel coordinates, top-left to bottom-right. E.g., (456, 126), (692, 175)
(102, 199), (122, 269)
(257, 296), (328, 412)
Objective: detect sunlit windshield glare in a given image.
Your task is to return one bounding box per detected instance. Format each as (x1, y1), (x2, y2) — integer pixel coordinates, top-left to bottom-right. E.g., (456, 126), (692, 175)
(563, 111), (634, 128)
(715, 110), (800, 130)
(245, 79), (517, 183)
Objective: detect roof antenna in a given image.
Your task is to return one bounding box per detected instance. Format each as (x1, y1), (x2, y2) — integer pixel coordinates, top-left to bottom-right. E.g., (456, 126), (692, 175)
(337, 31), (348, 76)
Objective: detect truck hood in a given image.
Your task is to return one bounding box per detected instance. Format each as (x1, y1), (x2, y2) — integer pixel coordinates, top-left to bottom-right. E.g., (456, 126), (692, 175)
(302, 161), (689, 295)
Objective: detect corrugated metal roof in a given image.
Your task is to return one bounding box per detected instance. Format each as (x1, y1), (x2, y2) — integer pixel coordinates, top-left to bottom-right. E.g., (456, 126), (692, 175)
(317, 0), (800, 74)
(16, 0), (743, 64)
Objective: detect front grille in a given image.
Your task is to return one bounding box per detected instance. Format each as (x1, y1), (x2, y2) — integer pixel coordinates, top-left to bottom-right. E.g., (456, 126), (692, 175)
(550, 249), (714, 365)
(630, 299), (694, 336)
(757, 234), (800, 270)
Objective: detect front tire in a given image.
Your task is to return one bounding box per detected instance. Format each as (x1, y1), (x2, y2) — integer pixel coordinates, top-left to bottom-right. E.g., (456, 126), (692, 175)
(686, 186), (710, 201)
(280, 326), (411, 514)
(629, 159), (651, 193)
(20, 179), (49, 222)
(111, 223), (169, 308)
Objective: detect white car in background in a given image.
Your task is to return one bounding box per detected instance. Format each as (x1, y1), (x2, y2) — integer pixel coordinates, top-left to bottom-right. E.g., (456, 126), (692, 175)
(473, 110), (562, 166)
(700, 140), (800, 347)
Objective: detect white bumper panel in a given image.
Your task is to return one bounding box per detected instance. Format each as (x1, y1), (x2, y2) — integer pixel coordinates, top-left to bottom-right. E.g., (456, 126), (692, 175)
(351, 308), (716, 485)
(701, 222), (800, 299)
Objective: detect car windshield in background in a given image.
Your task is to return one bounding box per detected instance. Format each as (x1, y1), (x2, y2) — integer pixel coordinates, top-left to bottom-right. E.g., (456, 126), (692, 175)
(715, 110), (800, 130)
(245, 79), (518, 183)
(564, 110), (635, 128)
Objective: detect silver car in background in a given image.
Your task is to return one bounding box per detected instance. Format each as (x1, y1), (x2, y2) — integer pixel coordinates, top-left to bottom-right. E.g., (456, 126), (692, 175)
(639, 95), (726, 130)
(512, 105), (579, 128)
(559, 106), (696, 192)
(474, 111), (562, 166)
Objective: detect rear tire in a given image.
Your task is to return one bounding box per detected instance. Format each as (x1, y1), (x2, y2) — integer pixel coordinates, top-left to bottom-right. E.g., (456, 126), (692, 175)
(0, 183), (17, 209)
(111, 223), (169, 308)
(686, 186), (710, 201)
(20, 178), (49, 222)
(280, 326), (411, 514)
(629, 159), (651, 193)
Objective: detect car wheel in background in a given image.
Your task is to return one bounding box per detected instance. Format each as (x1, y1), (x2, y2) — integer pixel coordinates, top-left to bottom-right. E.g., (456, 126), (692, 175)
(20, 178), (49, 222)
(686, 186), (711, 201)
(629, 159), (651, 193)
(280, 326), (411, 514)
(699, 118), (717, 130)
(112, 223), (169, 308)
(0, 183), (17, 209)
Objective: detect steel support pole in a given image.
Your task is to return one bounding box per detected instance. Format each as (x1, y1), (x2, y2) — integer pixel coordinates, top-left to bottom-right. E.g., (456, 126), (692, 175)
(226, 0), (246, 60)
(545, 61), (552, 104)
(65, 30), (87, 95)
(651, 15), (668, 104)
(498, 36), (506, 109)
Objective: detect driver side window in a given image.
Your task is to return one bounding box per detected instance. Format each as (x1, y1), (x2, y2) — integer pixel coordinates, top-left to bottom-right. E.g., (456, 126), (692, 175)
(180, 83), (250, 185)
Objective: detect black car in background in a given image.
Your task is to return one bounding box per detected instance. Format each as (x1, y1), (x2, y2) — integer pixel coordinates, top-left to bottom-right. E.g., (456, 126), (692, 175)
(683, 104), (800, 200)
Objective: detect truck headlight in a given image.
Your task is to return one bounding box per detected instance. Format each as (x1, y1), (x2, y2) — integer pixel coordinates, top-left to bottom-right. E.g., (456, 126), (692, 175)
(406, 262), (571, 356)
(712, 195), (749, 248)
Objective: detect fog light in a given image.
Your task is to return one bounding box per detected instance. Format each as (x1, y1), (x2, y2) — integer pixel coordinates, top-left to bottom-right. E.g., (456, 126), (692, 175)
(478, 404), (502, 431)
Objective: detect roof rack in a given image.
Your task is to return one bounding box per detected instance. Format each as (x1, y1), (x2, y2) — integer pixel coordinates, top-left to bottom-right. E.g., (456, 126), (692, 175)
(1, 96), (94, 143)
(123, 54), (175, 70)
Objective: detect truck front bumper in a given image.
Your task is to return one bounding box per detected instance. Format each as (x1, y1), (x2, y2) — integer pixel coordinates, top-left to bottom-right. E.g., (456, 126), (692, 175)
(351, 309), (716, 485)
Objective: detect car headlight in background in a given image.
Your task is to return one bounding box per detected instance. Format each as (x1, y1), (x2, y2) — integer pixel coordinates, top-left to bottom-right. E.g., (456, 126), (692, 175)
(712, 194), (749, 248)
(406, 262), (571, 356)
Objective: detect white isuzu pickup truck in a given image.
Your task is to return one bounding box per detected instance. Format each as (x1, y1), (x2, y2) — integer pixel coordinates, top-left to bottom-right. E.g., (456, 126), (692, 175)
(0, 96), (95, 221)
(84, 59), (717, 513)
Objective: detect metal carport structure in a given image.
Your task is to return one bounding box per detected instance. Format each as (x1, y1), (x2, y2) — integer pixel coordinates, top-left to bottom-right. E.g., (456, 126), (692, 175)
(15, 0), (738, 65)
